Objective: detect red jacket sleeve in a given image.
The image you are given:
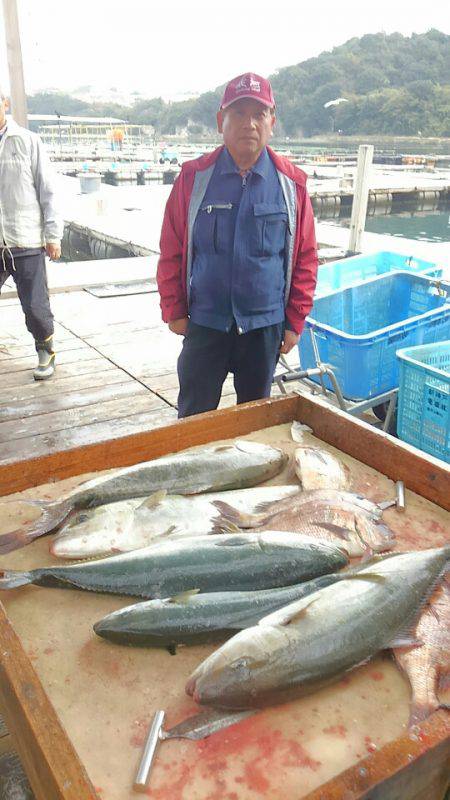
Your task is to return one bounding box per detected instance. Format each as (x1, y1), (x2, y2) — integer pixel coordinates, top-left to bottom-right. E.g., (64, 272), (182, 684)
(285, 186), (318, 335)
(156, 174), (189, 322)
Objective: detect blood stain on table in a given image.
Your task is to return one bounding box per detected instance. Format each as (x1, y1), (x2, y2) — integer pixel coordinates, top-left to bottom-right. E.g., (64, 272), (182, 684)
(323, 724), (347, 738)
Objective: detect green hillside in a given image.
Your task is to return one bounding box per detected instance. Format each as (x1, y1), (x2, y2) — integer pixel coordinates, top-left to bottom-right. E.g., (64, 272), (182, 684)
(28, 30), (450, 137)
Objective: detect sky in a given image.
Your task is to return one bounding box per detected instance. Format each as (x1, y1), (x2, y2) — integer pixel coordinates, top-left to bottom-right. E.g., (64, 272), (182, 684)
(1, 0), (449, 99)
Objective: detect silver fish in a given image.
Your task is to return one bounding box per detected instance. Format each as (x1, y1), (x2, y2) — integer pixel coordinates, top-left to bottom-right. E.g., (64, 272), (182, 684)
(294, 446), (350, 491)
(0, 441), (287, 554)
(50, 485), (300, 560)
(93, 572), (346, 648)
(0, 532), (348, 598)
(187, 546), (450, 710)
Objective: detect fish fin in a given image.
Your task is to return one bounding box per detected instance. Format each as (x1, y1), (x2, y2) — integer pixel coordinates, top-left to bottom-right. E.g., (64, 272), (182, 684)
(167, 644), (177, 656)
(409, 699), (442, 728)
(0, 570), (33, 589)
(214, 536), (252, 547)
(372, 521), (396, 543)
(0, 499), (73, 554)
(165, 525), (180, 536)
(342, 572), (387, 584)
(212, 501), (263, 529)
(388, 635), (423, 649)
(282, 597), (319, 625)
(168, 589), (200, 605)
(211, 519), (242, 534)
(252, 501), (276, 516)
(360, 546), (375, 562)
(138, 489), (167, 510)
(260, 597), (319, 627)
(291, 421), (313, 442)
(314, 522), (354, 540)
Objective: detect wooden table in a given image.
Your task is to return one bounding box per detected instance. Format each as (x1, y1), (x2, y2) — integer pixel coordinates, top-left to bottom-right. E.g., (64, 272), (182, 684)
(0, 394), (448, 800)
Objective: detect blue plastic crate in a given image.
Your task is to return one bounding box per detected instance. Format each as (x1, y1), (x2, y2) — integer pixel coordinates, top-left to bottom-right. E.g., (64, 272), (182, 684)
(397, 341), (450, 463)
(299, 272), (450, 401)
(316, 250), (443, 297)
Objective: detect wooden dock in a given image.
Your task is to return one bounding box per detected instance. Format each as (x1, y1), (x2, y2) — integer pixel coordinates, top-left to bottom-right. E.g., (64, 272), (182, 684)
(0, 287), (261, 466)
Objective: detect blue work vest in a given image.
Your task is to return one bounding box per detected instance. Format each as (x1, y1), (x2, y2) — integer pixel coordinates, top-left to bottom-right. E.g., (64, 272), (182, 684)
(189, 147), (288, 333)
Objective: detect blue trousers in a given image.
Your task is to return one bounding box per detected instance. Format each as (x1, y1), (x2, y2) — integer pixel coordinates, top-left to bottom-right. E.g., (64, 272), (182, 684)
(177, 321), (283, 418)
(0, 247), (54, 342)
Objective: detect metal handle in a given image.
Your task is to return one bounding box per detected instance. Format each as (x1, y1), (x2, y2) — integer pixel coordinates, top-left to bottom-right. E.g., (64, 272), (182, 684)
(396, 480), (405, 512)
(133, 710), (165, 792)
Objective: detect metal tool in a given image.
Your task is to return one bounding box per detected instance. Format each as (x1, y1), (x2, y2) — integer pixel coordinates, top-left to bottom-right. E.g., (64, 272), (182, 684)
(133, 710), (165, 793)
(379, 480), (406, 512)
(133, 708), (253, 791)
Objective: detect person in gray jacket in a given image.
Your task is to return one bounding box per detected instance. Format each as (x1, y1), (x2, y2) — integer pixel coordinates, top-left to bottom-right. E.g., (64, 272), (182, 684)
(0, 89), (63, 379)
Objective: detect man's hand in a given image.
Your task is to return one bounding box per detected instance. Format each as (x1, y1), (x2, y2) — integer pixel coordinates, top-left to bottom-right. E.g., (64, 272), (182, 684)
(280, 329), (300, 355)
(45, 243), (61, 260)
(168, 317), (189, 336)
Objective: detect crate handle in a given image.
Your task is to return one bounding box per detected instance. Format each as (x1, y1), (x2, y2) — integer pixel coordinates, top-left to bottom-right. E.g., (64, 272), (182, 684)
(388, 329), (408, 344)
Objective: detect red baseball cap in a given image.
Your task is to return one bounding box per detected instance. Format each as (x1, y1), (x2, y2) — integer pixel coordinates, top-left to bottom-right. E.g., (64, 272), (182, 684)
(220, 72), (275, 110)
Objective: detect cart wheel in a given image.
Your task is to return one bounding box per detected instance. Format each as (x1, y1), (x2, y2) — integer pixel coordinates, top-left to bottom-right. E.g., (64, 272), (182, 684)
(373, 402), (398, 436)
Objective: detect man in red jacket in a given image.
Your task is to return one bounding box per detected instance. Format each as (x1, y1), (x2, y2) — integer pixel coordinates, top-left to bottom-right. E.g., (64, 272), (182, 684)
(157, 72), (318, 418)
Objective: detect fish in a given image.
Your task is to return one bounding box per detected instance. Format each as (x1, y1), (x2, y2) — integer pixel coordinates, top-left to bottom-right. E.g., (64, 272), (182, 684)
(50, 485), (301, 560)
(0, 532), (348, 599)
(294, 446), (350, 491)
(213, 489), (394, 556)
(186, 546), (450, 710)
(394, 577), (450, 727)
(93, 572), (347, 648)
(0, 441), (287, 554)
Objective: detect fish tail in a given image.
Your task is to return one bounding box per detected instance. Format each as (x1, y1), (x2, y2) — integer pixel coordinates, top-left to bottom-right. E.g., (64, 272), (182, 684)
(0, 499), (73, 554)
(409, 697), (441, 728)
(212, 501), (264, 529)
(375, 521), (396, 544)
(0, 570), (33, 589)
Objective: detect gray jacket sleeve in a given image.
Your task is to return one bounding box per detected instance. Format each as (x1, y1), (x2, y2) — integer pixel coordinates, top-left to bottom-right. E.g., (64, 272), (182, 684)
(31, 135), (64, 243)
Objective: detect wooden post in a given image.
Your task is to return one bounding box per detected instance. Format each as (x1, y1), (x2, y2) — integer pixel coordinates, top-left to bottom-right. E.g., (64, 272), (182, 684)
(2, 0), (28, 128)
(347, 144), (373, 254)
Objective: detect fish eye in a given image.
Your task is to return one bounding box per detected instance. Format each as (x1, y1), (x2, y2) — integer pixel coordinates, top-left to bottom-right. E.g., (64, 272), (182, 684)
(77, 513), (89, 523)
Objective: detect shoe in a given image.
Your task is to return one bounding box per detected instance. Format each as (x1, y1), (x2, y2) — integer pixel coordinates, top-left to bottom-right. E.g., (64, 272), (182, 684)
(33, 335), (55, 380)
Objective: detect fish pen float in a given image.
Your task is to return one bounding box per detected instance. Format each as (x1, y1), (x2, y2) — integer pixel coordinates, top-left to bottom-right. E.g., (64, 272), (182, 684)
(0, 392), (448, 800)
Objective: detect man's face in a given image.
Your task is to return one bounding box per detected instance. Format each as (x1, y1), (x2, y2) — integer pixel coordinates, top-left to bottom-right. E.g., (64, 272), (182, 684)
(217, 98), (275, 165)
(0, 96), (9, 129)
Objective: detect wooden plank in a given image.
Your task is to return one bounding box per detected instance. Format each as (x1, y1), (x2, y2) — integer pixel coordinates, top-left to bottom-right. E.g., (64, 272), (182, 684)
(0, 368), (130, 406)
(0, 348), (99, 376)
(0, 381), (143, 423)
(0, 610), (97, 800)
(0, 339), (91, 362)
(0, 405), (177, 465)
(294, 393), (450, 511)
(1, 359), (118, 390)
(303, 711), (450, 800)
(0, 322), (75, 343)
(0, 395), (299, 495)
(0, 392), (167, 442)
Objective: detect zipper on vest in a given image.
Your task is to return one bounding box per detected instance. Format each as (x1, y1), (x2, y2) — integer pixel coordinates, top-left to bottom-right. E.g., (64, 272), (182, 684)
(201, 203), (233, 214)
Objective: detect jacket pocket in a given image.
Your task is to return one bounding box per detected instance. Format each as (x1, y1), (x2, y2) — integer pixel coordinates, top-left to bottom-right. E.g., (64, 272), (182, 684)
(196, 204), (233, 255)
(252, 203), (288, 257)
